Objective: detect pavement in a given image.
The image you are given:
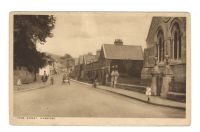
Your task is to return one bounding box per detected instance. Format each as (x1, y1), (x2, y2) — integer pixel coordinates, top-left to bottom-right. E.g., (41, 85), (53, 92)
(14, 81), (50, 93)
(14, 74), (60, 92)
(72, 79), (186, 109)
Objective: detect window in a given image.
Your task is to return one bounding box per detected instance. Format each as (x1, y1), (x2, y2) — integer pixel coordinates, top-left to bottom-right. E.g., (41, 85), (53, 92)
(172, 23), (182, 60)
(157, 29), (164, 62)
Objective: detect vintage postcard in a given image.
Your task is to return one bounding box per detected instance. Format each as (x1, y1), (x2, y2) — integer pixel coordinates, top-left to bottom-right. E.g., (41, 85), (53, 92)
(9, 12), (191, 125)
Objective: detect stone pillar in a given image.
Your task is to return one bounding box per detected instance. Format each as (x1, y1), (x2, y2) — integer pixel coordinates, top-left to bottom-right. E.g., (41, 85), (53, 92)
(161, 55), (174, 98)
(151, 56), (161, 96)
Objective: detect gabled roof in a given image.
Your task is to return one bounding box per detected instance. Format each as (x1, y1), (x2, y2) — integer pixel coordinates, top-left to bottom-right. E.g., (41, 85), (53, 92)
(102, 44), (143, 60)
(146, 17), (161, 44)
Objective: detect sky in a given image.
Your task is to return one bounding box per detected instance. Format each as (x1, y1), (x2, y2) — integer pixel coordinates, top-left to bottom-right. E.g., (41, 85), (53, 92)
(37, 13), (152, 58)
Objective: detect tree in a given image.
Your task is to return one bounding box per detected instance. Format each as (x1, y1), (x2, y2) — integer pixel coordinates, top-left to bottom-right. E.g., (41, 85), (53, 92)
(14, 15), (56, 81)
(60, 53), (72, 59)
(60, 53), (74, 70)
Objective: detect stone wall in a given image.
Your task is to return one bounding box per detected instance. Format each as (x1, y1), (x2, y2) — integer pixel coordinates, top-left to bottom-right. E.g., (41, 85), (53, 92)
(14, 67), (35, 85)
(141, 63), (186, 93)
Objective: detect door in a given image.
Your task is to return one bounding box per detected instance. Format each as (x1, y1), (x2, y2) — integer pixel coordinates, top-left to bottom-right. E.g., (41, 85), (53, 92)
(156, 75), (162, 96)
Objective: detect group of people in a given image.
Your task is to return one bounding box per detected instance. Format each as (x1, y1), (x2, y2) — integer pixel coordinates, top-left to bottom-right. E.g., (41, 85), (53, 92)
(41, 71), (55, 85)
(92, 65), (152, 102)
(92, 65), (119, 88)
(41, 66), (151, 102)
(41, 70), (71, 85)
(62, 72), (71, 85)
(110, 65), (119, 88)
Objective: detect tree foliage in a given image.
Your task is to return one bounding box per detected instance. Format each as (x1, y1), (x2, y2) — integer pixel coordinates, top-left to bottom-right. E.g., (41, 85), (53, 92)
(60, 53), (72, 60)
(14, 15), (56, 73)
(60, 53), (74, 69)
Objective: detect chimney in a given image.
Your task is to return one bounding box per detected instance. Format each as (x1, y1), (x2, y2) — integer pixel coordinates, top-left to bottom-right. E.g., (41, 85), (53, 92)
(114, 39), (123, 46)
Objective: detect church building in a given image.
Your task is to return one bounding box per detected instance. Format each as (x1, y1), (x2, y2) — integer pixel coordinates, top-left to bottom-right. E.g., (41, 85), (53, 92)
(141, 17), (186, 100)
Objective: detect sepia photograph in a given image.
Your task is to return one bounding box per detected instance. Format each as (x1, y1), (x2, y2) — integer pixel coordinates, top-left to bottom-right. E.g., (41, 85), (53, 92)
(9, 12), (191, 125)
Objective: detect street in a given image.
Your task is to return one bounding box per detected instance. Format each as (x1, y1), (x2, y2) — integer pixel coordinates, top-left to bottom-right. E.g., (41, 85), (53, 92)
(14, 75), (185, 118)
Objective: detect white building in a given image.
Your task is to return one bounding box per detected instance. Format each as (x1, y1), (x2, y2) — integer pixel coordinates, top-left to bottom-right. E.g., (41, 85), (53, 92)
(39, 65), (52, 76)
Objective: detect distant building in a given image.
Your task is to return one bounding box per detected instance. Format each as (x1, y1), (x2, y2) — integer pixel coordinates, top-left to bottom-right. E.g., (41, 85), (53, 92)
(141, 17), (186, 96)
(73, 53), (97, 80)
(44, 53), (64, 74)
(66, 58), (75, 73)
(84, 50), (101, 82)
(39, 57), (55, 76)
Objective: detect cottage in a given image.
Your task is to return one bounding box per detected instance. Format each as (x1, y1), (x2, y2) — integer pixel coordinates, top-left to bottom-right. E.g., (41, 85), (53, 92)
(98, 39), (144, 85)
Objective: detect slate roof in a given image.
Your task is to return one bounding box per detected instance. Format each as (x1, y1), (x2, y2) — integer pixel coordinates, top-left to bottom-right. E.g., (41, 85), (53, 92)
(102, 44), (144, 60)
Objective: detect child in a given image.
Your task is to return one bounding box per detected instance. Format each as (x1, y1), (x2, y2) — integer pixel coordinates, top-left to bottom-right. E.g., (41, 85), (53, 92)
(17, 78), (22, 86)
(17, 78), (22, 90)
(146, 87), (152, 102)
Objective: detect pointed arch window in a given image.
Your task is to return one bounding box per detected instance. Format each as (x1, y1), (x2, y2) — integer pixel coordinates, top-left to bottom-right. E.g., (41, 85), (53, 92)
(157, 29), (164, 62)
(172, 23), (182, 60)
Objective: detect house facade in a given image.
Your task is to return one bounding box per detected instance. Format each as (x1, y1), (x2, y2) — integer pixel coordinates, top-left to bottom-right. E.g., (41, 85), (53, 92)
(73, 53), (97, 81)
(141, 17), (186, 97)
(73, 39), (144, 85)
(39, 57), (55, 76)
(98, 39), (144, 85)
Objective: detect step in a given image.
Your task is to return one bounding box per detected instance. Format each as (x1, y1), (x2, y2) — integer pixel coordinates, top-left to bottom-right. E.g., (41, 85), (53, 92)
(167, 92), (186, 102)
(106, 82), (146, 93)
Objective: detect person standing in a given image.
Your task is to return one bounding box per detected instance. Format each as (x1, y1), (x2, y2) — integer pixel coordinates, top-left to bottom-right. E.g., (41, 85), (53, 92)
(42, 71), (48, 84)
(67, 72), (71, 85)
(62, 73), (67, 84)
(50, 73), (54, 85)
(113, 67), (119, 88)
(105, 71), (109, 85)
(146, 87), (152, 102)
(17, 78), (22, 90)
(17, 78), (22, 86)
(110, 66), (115, 87)
(93, 73), (98, 88)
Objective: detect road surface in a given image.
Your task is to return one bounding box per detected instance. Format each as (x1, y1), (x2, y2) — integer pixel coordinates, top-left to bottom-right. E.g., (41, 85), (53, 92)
(14, 75), (185, 118)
